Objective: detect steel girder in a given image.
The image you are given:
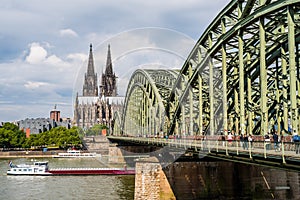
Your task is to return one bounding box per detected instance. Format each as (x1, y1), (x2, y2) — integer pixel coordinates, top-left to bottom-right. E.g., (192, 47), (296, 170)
(115, 0), (300, 137)
(112, 111), (122, 136)
(167, 0), (300, 136)
(119, 69), (178, 137)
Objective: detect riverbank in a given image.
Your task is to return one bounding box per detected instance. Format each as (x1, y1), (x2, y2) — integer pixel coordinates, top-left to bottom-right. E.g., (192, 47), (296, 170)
(0, 151), (59, 158)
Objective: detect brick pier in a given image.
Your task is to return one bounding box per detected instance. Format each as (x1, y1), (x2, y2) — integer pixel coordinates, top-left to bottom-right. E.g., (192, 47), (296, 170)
(134, 157), (175, 200)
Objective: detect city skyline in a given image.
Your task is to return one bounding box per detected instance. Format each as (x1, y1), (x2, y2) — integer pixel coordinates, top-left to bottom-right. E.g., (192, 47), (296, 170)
(0, 0), (230, 122)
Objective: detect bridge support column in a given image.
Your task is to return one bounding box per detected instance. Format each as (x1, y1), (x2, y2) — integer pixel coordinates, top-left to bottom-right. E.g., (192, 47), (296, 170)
(259, 16), (268, 135)
(288, 6), (298, 134)
(134, 157), (175, 200)
(108, 143), (126, 165)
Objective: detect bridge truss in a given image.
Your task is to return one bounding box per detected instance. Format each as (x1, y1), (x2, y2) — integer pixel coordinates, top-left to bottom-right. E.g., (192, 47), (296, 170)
(113, 0), (300, 137)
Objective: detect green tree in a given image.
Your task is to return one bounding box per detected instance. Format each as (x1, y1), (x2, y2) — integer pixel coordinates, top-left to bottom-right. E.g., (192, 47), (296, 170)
(85, 124), (108, 136)
(0, 123), (26, 148)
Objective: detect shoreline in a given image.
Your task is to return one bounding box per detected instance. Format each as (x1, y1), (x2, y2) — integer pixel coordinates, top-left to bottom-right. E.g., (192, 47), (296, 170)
(0, 155), (54, 158)
(0, 151), (58, 159)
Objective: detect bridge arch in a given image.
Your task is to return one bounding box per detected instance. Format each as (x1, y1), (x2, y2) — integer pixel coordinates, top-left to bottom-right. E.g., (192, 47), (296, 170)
(166, 0), (300, 137)
(119, 69), (178, 137)
(113, 0), (300, 138)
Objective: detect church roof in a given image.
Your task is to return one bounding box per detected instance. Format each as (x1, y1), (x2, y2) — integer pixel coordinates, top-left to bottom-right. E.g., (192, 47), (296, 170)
(77, 96), (99, 104)
(101, 96), (125, 105)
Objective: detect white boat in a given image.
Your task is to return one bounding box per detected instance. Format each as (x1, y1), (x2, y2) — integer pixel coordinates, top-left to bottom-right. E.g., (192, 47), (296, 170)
(7, 161), (52, 176)
(52, 149), (99, 158)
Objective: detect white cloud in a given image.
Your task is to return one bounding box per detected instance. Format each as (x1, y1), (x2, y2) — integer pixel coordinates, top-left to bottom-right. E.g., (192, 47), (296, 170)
(0, 0), (231, 121)
(66, 53), (86, 63)
(59, 29), (78, 38)
(25, 43), (47, 64)
(45, 55), (66, 67)
(0, 41), (83, 121)
(24, 81), (49, 89)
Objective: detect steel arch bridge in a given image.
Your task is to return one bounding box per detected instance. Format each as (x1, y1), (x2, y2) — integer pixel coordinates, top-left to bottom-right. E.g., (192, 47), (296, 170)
(113, 0), (300, 138)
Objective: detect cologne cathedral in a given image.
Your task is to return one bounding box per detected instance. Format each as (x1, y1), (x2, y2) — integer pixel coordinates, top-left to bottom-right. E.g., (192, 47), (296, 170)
(73, 44), (124, 130)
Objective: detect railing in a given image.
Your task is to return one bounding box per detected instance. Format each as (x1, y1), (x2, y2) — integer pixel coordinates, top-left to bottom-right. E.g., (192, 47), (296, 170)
(107, 136), (300, 166)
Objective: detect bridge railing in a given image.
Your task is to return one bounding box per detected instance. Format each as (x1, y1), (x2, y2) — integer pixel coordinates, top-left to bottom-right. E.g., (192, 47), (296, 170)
(108, 136), (300, 165)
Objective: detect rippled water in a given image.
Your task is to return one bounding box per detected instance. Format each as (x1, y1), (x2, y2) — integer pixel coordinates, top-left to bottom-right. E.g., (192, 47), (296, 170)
(0, 158), (135, 200)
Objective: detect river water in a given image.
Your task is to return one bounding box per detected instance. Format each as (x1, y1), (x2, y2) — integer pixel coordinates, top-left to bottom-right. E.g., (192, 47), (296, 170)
(1, 157), (300, 199)
(0, 158), (135, 200)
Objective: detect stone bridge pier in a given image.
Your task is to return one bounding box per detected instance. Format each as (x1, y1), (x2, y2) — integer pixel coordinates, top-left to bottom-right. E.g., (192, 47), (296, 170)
(107, 143), (158, 167)
(134, 157), (176, 200)
(134, 157), (300, 200)
(106, 141), (300, 199)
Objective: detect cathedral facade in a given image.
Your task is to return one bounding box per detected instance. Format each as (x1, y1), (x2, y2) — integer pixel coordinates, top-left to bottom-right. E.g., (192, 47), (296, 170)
(74, 44), (124, 130)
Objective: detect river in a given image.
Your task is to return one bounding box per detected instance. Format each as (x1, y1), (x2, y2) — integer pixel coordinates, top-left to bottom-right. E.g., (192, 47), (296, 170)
(0, 157), (135, 200)
(1, 157), (300, 199)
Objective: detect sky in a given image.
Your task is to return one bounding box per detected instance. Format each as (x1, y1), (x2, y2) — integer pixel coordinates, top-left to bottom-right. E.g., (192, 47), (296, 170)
(0, 0), (230, 122)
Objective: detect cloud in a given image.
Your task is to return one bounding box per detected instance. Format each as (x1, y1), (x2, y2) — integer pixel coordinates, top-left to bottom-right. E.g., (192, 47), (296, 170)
(0, 41), (83, 121)
(25, 43), (47, 64)
(66, 53), (86, 63)
(0, 0), (231, 121)
(59, 29), (78, 38)
(24, 81), (49, 89)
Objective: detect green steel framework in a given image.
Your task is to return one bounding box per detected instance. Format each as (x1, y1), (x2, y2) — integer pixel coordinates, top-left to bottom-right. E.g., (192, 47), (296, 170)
(113, 0), (300, 138)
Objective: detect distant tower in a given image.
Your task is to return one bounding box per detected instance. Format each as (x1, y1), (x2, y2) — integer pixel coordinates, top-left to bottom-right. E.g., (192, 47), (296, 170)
(74, 44), (122, 129)
(83, 44), (98, 96)
(100, 44), (117, 97)
(50, 104), (60, 122)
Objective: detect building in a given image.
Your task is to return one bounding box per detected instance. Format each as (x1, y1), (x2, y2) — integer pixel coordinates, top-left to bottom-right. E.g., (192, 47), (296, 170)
(100, 45), (117, 97)
(74, 44), (124, 130)
(50, 105), (60, 122)
(18, 106), (71, 135)
(83, 44), (98, 96)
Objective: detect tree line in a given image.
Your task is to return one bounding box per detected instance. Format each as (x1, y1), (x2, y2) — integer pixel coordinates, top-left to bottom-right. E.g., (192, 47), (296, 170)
(0, 122), (83, 150)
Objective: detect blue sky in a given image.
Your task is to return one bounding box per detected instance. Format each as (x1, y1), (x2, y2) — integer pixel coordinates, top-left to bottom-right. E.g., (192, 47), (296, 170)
(0, 0), (230, 122)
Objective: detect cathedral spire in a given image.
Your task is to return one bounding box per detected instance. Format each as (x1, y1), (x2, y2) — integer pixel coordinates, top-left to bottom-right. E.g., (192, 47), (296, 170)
(87, 43), (95, 76)
(101, 44), (117, 97)
(83, 43), (98, 96)
(105, 44), (113, 75)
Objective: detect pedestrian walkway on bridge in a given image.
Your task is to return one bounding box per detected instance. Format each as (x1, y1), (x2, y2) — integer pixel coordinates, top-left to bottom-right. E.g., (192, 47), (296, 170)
(107, 135), (300, 171)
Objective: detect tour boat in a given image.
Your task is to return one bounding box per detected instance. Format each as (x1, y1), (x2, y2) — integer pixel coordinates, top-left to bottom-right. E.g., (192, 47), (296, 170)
(7, 160), (135, 176)
(7, 161), (52, 176)
(52, 149), (99, 158)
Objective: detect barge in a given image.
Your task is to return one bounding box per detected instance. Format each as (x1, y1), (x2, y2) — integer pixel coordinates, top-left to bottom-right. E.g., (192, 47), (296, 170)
(52, 149), (100, 158)
(7, 161), (135, 176)
(49, 167), (135, 175)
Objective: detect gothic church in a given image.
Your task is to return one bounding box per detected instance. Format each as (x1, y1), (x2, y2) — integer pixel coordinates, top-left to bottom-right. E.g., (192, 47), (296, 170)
(74, 44), (124, 129)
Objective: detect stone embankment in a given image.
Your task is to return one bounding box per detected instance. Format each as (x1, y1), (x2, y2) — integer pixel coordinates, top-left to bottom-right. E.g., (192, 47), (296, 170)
(134, 157), (176, 200)
(0, 151), (56, 158)
(83, 135), (110, 155)
(0, 135), (110, 158)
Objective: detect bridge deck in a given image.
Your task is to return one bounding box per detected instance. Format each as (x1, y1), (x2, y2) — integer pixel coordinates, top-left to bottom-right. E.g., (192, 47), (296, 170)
(107, 136), (300, 171)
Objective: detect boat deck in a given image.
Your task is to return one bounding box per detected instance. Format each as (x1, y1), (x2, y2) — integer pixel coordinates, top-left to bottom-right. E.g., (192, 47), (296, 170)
(48, 167), (135, 175)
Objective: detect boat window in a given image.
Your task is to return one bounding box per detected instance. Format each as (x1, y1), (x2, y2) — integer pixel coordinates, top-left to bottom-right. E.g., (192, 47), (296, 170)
(13, 169), (17, 171)
(39, 169), (43, 172)
(18, 169), (22, 171)
(23, 169), (27, 171)
(28, 169), (32, 171)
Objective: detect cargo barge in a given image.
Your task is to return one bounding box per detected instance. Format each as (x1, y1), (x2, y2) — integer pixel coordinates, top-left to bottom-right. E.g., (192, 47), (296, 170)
(7, 161), (135, 176)
(48, 167), (135, 175)
(52, 149), (100, 158)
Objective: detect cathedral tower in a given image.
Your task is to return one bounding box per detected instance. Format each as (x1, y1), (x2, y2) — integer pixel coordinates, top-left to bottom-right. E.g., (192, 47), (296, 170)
(74, 44), (123, 129)
(100, 45), (117, 97)
(83, 44), (98, 96)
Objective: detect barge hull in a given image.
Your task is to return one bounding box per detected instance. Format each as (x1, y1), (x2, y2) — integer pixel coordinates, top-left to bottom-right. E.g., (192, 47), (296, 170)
(48, 169), (135, 175)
